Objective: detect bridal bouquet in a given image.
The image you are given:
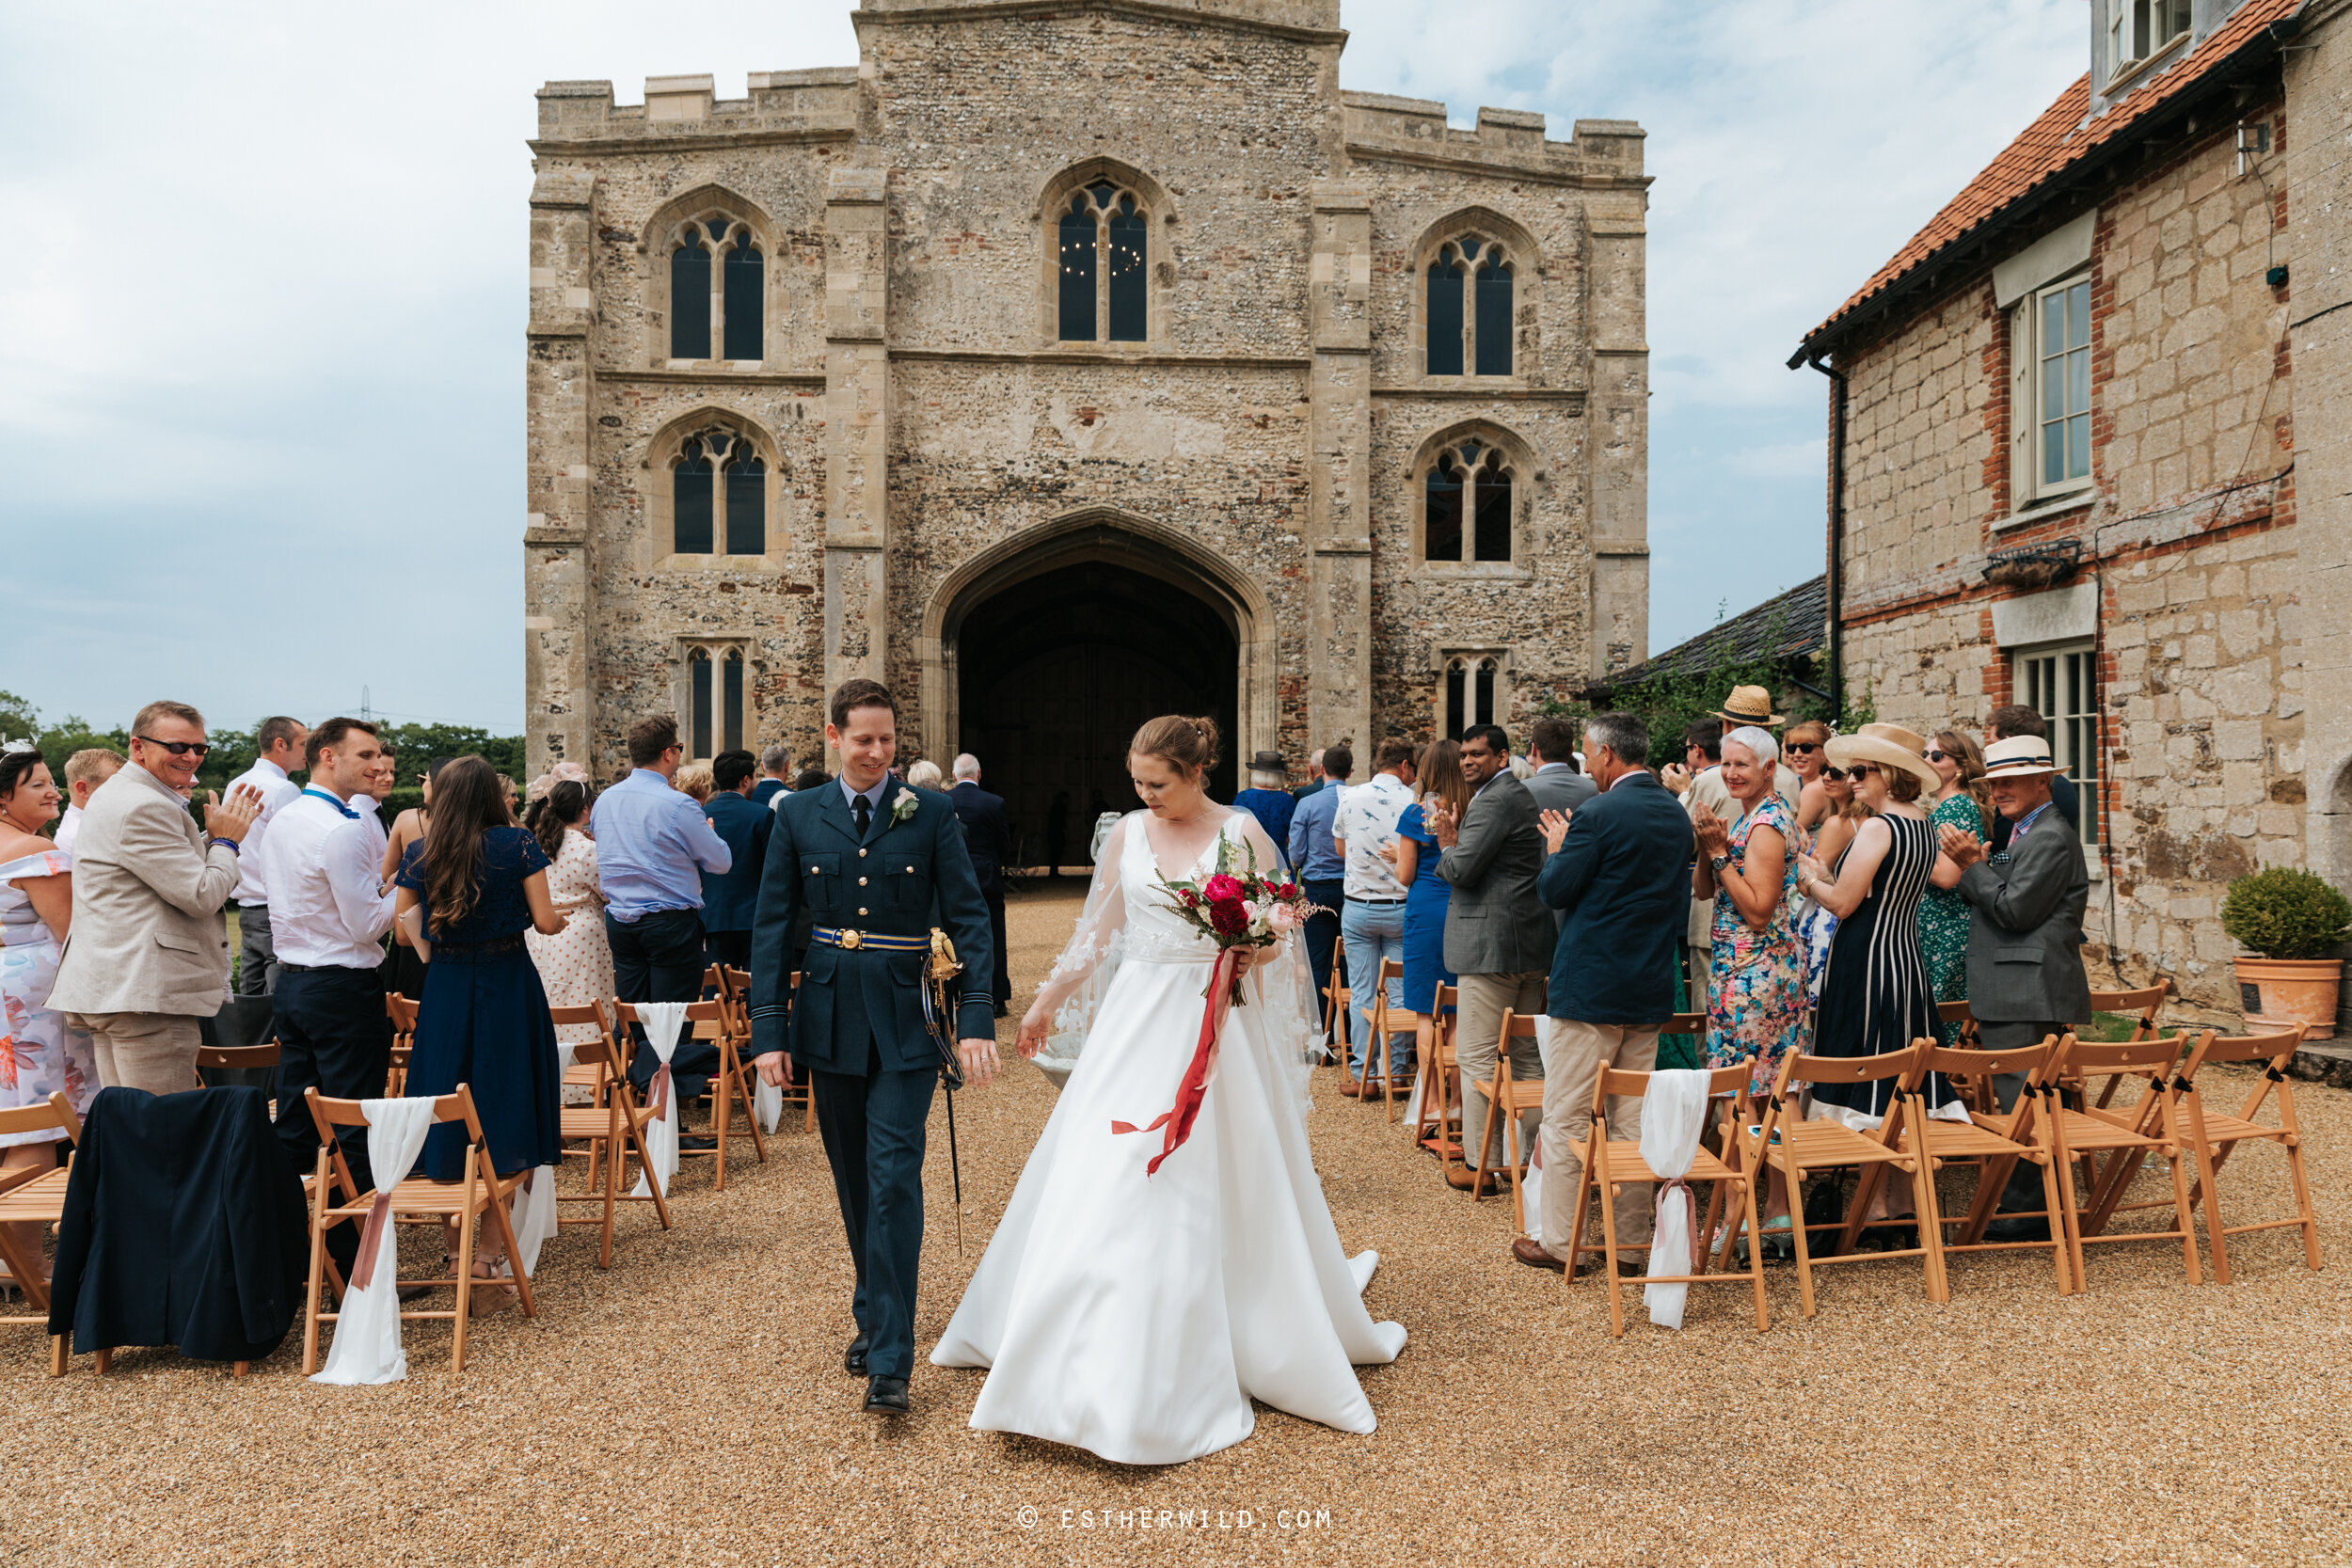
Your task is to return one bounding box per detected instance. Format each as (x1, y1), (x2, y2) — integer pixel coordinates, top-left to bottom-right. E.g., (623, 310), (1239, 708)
(1158, 839), (1322, 1006)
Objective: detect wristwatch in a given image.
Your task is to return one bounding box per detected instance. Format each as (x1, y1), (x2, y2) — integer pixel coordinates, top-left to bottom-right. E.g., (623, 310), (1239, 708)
(1709, 853), (1730, 874)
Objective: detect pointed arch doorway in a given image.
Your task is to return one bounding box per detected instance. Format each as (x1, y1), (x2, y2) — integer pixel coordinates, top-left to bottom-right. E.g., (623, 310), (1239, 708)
(922, 511), (1275, 872)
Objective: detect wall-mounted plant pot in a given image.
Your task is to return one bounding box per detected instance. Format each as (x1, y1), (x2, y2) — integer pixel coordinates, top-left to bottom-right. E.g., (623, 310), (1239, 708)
(2233, 956), (2341, 1040)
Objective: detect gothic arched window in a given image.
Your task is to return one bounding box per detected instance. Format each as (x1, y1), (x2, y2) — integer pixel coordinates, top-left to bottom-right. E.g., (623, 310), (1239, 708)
(1426, 234), (1515, 377)
(671, 429), (766, 557)
(668, 214), (763, 361)
(1441, 655), (1503, 740)
(1421, 437), (1515, 563)
(682, 643), (749, 761)
(1058, 182), (1149, 343)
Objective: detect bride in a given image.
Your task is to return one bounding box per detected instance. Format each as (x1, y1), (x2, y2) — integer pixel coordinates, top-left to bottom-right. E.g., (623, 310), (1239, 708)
(931, 714), (1406, 1465)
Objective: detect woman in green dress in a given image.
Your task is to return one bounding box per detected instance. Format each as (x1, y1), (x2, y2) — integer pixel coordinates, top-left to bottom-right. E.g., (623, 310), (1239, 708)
(1918, 728), (1989, 1041)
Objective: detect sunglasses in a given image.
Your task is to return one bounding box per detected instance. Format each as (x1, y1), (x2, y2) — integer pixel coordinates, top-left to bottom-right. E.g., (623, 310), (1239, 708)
(135, 735), (212, 757)
(1925, 749), (1950, 763)
(1786, 742), (1820, 754)
(1846, 763), (1881, 779)
(1823, 768), (1848, 782)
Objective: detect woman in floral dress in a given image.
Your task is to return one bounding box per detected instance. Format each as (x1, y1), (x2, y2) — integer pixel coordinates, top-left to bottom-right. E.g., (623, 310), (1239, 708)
(1918, 730), (1988, 1043)
(0, 749), (97, 1277)
(521, 768), (612, 1051)
(1692, 727), (1805, 1238)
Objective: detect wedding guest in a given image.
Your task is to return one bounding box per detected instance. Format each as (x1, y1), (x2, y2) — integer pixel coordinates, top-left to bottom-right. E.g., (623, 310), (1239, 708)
(54, 748), (125, 856)
(675, 761), (716, 804)
(0, 748), (97, 1262)
(380, 754), (453, 1000)
(755, 744), (793, 809)
(702, 749), (773, 972)
(1664, 720), (1726, 1004)
(792, 767), (831, 793)
(903, 759), (942, 791)
(223, 716), (309, 997)
(949, 754), (1013, 1017)
(1431, 724), (1550, 1188)
(524, 764), (611, 1054)
(1783, 720), (1836, 846)
(1386, 737), (1463, 1042)
(1231, 750), (1297, 856)
(1336, 737), (1417, 1092)
(1286, 743), (1354, 1050)
(1516, 713), (1692, 1273)
(1984, 705), (2080, 850)
(1690, 726), (1804, 1243)
(1292, 748), (1329, 801)
(1938, 734), (2092, 1236)
(394, 756), (566, 1298)
(1920, 728), (1990, 1039)
(1797, 724), (1964, 1241)
(49, 702), (262, 1093)
(257, 719), (397, 1261)
(1522, 717), (1597, 940)
(590, 717), (731, 1088)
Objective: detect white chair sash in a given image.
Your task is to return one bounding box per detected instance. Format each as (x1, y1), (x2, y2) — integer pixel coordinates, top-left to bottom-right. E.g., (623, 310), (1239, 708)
(498, 1040), (569, 1279)
(1639, 1069), (1711, 1331)
(628, 1002), (688, 1198)
(310, 1097), (437, 1386)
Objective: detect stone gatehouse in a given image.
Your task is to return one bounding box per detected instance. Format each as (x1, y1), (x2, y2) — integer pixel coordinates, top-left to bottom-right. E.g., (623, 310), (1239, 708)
(521, 0), (1649, 845)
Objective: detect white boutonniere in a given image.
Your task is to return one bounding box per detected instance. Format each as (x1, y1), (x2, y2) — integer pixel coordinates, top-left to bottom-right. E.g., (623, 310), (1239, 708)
(889, 790), (921, 825)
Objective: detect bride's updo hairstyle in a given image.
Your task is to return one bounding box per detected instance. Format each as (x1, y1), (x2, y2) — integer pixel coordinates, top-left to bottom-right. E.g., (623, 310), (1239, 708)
(1130, 715), (1221, 780)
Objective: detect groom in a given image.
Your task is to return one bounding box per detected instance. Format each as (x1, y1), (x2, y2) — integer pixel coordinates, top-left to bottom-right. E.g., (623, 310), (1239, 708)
(749, 678), (1002, 1416)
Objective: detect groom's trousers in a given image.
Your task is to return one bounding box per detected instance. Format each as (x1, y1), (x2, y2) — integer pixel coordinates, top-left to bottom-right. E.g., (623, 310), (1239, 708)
(812, 1055), (939, 1379)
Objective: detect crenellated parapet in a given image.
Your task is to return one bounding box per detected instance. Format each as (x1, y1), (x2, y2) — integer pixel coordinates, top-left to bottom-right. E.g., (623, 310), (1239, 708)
(1342, 93), (1646, 188)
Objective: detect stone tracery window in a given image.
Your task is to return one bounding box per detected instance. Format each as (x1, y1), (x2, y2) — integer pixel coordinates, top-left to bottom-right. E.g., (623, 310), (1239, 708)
(1425, 234), (1514, 377)
(665, 213), (764, 362)
(1440, 655), (1504, 739)
(683, 643), (747, 760)
(1058, 181), (1149, 343)
(671, 429), (766, 557)
(1422, 438), (1515, 563)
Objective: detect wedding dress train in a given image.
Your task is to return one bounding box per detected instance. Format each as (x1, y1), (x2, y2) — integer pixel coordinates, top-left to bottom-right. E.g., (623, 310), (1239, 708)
(931, 809), (1406, 1466)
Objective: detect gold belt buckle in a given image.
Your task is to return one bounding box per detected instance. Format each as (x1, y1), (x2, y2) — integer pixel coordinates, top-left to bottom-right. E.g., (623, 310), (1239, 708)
(839, 929), (864, 950)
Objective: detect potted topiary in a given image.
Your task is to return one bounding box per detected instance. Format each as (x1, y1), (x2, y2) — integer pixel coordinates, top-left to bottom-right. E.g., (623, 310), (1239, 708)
(2219, 866), (2352, 1040)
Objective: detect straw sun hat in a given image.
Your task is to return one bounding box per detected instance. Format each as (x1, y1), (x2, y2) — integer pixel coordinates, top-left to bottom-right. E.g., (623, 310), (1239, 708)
(1823, 722), (1941, 791)
(1714, 685), (1786, 727)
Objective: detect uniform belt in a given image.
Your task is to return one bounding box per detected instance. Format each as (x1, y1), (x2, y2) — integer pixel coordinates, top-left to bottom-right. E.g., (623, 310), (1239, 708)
(809, 927), (930, 954)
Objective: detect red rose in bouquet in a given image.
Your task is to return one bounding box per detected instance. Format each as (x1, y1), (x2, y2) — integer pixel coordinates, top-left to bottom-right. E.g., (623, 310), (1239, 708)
(1207, 896), (1248, 937)
(1201, 873), (1245, 904)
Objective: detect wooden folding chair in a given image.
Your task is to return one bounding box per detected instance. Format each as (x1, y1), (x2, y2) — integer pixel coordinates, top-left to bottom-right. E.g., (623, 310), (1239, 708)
(385, 992), (419, 1095)
(1356, 958), (1412, 1112)
(2034, 1033), (2203, 1289)
(1564, 1060), (1767, 1336)
(1740, 1044), (1947, 1316)
(0, 1095), (84, 1377)
(2167, 1025), (2321, 1283)
(1468, 1011), (1546, 1206)
(552, 1002), (672, 1267)
(1929, 1000), (1999, 1115)
(613, 1001), (768, 1191)
(1322, 933), (1348, 1065)
(2076, 980), (2173, 1109)
(299, 1085), (538, 1375)
(1900, 1035), (2074, 1295)
(723, 964), (814, 1132)
(1410, 983), (1460, 1160)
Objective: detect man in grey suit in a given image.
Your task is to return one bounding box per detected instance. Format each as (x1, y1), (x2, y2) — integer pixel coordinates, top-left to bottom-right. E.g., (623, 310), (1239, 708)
(1937, 733), (2091, 1239)
(50, 700), (264, 1093)
(1520, 717), (1597, 934)
(1432, 722), (1553, 1188)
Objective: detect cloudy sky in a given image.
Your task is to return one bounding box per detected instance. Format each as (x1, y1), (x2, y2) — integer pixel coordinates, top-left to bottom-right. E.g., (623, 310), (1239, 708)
(0, 0), (2088, 735)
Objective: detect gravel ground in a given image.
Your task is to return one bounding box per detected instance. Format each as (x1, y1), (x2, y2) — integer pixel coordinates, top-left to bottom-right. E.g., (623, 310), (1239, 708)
(5, 880), (2349, 1567)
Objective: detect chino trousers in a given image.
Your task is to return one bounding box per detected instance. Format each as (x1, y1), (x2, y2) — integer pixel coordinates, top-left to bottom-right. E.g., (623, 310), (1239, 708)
(1454, 971), (1546, 1170)
(1538, 1018), (1660, 1261)
(69, 1012), (203, 1096)
(812, 1055), (938, 1380)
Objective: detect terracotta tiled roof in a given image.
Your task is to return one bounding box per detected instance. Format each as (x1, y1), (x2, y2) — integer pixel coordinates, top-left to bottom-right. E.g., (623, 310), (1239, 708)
(1798, 0), (2300, 354)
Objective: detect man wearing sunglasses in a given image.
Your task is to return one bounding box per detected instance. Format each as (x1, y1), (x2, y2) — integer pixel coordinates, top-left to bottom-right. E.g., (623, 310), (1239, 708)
(50, 701), (266, 1093)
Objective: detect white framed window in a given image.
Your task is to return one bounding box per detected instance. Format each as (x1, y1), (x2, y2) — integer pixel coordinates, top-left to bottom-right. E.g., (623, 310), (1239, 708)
(2010, 272), (2093, 503)
(2012, 641), (2101, 846)
(680, 641), (749, 761)
(2108, 0), (2190, 81)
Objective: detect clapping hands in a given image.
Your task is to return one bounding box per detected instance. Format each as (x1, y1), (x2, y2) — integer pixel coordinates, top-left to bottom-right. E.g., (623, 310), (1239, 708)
(1427, 800), (1460, 849)
(1690, 799), (1729, 857)
(201, 782), (266, 844)
(1660, 762), (1693, 797)
(1538, 807), (1573, 855)
(1937, 823), (1985, 869)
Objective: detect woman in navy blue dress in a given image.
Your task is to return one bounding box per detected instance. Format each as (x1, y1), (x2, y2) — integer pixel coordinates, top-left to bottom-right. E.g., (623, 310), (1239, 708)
(391, 756), (569, 1214)
(1387, 739), (1465, 1021)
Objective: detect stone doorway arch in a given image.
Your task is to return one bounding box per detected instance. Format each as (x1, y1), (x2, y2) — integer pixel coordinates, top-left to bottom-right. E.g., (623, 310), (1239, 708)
(920, 508), (1278, 870)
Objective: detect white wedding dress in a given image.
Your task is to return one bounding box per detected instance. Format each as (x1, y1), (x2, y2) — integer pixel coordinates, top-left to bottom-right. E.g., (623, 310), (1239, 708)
(931, 808), (1406, 1466)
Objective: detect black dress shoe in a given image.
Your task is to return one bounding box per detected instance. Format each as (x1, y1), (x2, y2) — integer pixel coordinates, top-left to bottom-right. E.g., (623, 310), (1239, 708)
(1982, 1214), (2052, 1243)
(864, 1374), (910, 1416)
(844, 1331), (872, 1376)
(679, 1134), (717, 1151)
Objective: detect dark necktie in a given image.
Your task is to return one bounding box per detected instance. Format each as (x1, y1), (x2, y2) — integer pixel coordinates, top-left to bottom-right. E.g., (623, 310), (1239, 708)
(853, 794), (872, 840)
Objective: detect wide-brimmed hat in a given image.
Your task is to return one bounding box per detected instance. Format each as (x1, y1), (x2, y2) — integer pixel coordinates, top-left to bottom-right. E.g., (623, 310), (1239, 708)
(1981, 735), (2063, 780)
(1714, 686), (1786, 727)
(1824, 722), (1940, 791)
(1247, 750), (1286, 773)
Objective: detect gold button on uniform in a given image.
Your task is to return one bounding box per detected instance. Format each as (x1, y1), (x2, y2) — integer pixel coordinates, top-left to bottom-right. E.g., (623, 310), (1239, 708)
(858, 848), (867, 858)
(858, 907), (869, 916)
(858, 877), (868, 886)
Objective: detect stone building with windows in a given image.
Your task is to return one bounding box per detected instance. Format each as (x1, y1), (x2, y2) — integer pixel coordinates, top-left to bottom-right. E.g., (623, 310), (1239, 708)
(1793, 0), (2352, 1027)
(522, 0), (1650, 845)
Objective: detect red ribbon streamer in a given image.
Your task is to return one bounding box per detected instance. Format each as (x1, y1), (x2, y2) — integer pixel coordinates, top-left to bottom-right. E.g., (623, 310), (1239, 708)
(646, 1062), (672, 1123)
(1111, 946), (1239, 1177)
(349, 1192), (395, 1292)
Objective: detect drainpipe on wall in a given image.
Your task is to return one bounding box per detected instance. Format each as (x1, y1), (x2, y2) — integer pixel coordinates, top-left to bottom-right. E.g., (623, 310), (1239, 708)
(1800, 351), (1848, 714)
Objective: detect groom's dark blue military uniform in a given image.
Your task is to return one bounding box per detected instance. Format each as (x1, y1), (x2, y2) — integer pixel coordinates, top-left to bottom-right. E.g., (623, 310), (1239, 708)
(748, 772), (996, 1385)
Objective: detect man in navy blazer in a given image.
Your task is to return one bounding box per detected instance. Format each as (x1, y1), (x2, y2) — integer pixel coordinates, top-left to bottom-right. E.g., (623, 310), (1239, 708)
(1519, 712), (1695, 1275)
(947, 753), (1014, 1016)
(748, 680), (999, 1418)
(701, 749), (774, 972)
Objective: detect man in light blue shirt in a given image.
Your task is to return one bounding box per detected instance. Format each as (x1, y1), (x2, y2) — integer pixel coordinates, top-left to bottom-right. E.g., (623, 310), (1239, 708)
(1285, 742), (1353, 1051)
(590, 715), (733, 1016)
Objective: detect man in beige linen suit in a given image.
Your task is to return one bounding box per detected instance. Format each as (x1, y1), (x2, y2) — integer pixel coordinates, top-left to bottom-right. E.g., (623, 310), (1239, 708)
(48, 701), (263, 1092)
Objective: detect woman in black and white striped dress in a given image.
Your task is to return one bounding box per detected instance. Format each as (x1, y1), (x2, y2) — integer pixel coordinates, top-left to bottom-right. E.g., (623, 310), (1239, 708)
(1795, 723), (1965, 1132)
